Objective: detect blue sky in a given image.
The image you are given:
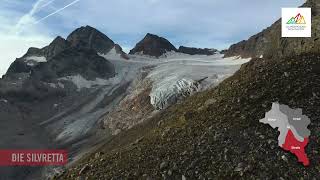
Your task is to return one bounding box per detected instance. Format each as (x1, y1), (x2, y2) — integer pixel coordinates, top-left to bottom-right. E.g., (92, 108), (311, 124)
(0, 0), (304, 76)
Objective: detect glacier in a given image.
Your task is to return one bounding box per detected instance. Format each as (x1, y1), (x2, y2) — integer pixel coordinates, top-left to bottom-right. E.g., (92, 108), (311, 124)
(48, 52), (250, 162)
(100, 52), (251, 136)
(101, 52), (250, 110)
(145, 53), (251, 110)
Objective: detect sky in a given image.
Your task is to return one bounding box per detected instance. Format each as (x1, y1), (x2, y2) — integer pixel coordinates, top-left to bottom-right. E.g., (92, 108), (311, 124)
(0, 0), (304, 76)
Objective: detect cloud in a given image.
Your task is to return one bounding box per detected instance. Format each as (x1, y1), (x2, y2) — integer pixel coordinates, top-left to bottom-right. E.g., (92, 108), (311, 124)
(53, 0), (304, 49)
(0, 33), (51, 77)
(0, 0), (305, 76)
(35, 0), (81, 24)
(35, 0), (58, 13)
(0, 0), (53, 76)
(12, 0), (47, 34)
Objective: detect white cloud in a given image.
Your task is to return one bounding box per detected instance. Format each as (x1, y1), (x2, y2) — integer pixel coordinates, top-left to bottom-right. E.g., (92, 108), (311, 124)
(55, 0), (304, 49)
(13, 0), (47, 34)
(0, 0), (53, 76)
(0, 33), (52, 77)
(35, 0), (81, 24)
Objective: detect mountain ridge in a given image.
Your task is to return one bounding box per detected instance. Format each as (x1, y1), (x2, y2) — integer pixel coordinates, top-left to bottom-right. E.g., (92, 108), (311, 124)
(129, 33), (178, 57)
(224, 0), (320, 59)
(66, 25), (115, 54)
(4, 26), (127, 78)
(178, 46), (218, 55)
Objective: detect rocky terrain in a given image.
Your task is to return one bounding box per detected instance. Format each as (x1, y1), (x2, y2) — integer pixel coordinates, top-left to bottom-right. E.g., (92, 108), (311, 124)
(59, 52), (320, 180)
(178, 46), (217, 55)
(0, 26), (129, 180)
(129, 33), (221, 58)
(129, 33), (178, 57)
(67, 26), (118, 55)
(0, 24), (243, 179)
(4, 26), (126, 78)
(3, 1), (319, 178)
(54, 0), (320, 179)
(224, 0), (320, 59)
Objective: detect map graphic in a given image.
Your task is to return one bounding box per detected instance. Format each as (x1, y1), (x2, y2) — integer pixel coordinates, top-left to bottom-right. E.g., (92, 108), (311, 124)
(259, 102), (311, 166)
(287, 13), (306, 24)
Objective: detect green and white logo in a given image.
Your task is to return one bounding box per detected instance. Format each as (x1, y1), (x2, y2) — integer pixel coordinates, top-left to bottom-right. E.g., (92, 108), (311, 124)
(282, 8), (311, 37)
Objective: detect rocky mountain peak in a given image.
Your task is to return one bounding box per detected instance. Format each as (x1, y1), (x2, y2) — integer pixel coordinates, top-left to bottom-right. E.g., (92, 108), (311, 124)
(145, 33), (160, 39)
(43, 36), (71, 59)
(50, 36), (68, 46)
(31, 47), (115, 82)
(20, 36), (70, 60)
(113, 44), (130, 60)
(23, 47), (42, 57)
(5, 26), (126, 77)
(224, 0), (320, 59)
(129, 33), (177, 57)
(178, 46), (218, 55)
(66, 25), (115, 54)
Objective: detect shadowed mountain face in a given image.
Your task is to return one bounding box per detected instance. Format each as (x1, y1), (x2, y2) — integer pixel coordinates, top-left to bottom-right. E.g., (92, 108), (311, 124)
(4, 26), (122, 78)
(1, 26), (117, 104)
(0, 26), (122, 179)
(67, 25), (116, 54)
(43, 36), (72, 59)
(178, 46), (218, 55)
(31, 48), (115, 82)
(224, 0), (320, 59)
(5, 37), (71, 77)
(129, 33), (177, 57)
(24, 36), (71, 60)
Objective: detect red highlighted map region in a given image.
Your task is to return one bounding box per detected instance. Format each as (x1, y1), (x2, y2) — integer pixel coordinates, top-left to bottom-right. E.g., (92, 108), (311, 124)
(281, 130), (309, 166)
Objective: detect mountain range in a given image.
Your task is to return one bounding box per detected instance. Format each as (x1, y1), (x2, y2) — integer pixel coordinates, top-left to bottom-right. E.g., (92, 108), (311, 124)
(1, 0), (319, 179)
(0, 23), (227, 180)
(56, 0), (320, 179)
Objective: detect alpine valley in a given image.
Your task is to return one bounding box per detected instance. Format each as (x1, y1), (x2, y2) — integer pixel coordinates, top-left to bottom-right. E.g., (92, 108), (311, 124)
(0, 25), (248, 179)
(0, 0), (319, 179)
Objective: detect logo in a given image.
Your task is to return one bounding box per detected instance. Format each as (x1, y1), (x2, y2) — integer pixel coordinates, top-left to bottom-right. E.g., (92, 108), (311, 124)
(282, 8), (311, 37)
(286, 13), (306, 24)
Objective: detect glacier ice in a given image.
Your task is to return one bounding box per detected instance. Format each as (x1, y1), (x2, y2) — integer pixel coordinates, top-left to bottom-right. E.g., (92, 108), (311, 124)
(25, 56), (47, 62)
(146, 53), (251, 110)
(150, 78), (200, 110)
(58, 75), (110, 91)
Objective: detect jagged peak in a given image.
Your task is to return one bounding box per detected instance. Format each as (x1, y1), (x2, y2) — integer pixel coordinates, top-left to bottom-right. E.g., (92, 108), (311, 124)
(66, 25), (113, 42)
(145, 33), (160, 38)
(47, 36), (69, 48)
(178, 46), (218, 55)
(66, 25), (115, 54)
(68, 25), (104, 36)
(143, 33), (172, 43)
(24, 47), (41, 56)
(129, 33), (177, 57)
(51, 36), (66, 43)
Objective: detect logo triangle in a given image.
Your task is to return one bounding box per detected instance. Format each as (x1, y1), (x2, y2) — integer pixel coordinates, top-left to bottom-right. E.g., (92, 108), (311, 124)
(287, 17), (296, 24)
(297, 16), (306, 24)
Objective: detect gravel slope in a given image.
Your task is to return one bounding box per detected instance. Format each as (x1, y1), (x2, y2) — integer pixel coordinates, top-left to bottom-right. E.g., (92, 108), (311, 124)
(59, 53), (320, 179)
